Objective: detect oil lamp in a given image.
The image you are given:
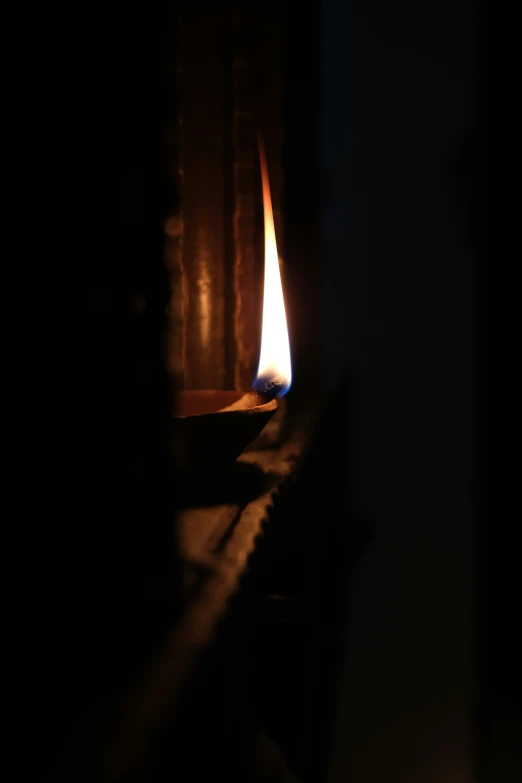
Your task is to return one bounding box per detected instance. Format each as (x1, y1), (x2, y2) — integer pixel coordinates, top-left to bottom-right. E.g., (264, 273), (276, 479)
(172, 134), (291, 478)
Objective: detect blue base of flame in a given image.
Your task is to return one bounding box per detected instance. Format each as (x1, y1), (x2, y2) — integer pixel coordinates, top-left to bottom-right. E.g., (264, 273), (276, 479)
(253, 374), (291, 398)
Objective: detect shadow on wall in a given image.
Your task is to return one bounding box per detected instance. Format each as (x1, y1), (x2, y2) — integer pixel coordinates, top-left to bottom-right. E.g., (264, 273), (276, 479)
(320, 1), (476, 782)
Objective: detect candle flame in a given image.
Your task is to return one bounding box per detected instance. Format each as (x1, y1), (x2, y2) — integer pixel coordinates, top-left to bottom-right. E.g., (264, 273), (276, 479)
(254, 135), (292, 396)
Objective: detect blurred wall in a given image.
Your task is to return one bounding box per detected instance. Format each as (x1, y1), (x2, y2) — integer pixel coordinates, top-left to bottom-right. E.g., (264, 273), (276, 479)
(320, 1), (477, 780)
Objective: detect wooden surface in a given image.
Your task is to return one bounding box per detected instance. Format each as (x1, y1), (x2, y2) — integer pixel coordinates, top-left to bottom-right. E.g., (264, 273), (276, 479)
(72, 418), (313, 783)
(178, 432), (304, 581)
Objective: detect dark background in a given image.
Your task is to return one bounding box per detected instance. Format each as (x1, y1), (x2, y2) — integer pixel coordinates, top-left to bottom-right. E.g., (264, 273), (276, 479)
(321, 1), (479, 781)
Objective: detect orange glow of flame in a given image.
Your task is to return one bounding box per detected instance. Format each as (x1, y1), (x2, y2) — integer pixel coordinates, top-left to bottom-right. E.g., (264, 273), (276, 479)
(254, 134), (292, 396)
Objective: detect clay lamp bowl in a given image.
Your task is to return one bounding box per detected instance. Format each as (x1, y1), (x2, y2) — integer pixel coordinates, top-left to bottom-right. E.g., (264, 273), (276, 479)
(171, 385), (281, 485)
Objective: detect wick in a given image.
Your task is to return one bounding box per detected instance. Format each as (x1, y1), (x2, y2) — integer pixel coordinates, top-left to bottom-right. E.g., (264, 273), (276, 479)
(252, 376), (285, 400)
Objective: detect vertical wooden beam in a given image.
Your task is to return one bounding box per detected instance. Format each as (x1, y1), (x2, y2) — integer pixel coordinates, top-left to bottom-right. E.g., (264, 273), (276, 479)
(231, 14), (261, 389)
(178, 0), (227, 389)
(164, 7), (185, 390)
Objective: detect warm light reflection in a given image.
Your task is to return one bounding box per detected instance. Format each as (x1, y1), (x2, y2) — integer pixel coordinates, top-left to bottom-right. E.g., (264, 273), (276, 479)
(196, 226), (211, 351)
(254, 134), (292, 396)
